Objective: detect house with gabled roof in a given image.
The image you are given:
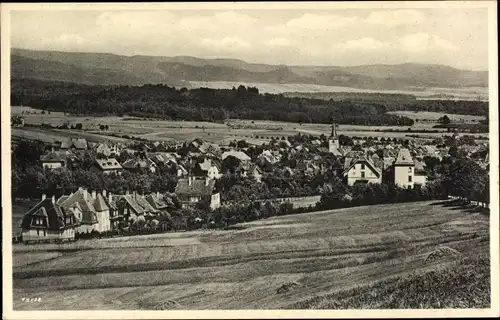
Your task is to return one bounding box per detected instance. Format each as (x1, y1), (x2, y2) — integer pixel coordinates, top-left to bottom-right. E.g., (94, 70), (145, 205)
(108, 192), (158, 232)
(342, 156), (382, 186)
(60, 138), (88, 151)
(91, 158), (123, 175)
(40, 151), (66, 169)
(145, 192), (170, 212)
(175, 177), (220, 210)
(247, 164), (263, 182)
(94, 143), (121, 157)
(121, 157), (157, 173)
(21, 194), (76, 244)
(222, 150), (251, 163)
(40, 150), (79, 170)
(194, 158), (222, 179)
(58, 188), (111, 233)
(150, 152), (179, 167)
(152, 141), (169, 152)
(393, 148), (418, 188)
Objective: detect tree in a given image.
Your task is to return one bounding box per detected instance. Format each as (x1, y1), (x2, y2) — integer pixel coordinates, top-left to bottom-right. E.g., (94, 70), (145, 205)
(237, 140), (249, 149)
(442, 159), (484, 202)
(222, 155), (241, 174)
(438, 115), (451, 125)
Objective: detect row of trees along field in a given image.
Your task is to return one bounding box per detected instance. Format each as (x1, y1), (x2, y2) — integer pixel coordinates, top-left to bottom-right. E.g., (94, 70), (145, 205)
(284, 91), (489, 116)
(11, 78), (417, 125)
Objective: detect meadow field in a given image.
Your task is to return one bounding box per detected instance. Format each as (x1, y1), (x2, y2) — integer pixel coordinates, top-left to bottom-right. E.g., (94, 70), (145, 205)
(13, 200), (490, 310)
(11, 106), (487, 146)
(386, 111), (486, 122)
(188, 81), (489, 101)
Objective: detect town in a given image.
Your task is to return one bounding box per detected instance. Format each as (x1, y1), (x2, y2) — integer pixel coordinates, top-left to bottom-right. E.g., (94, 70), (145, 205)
(13, 119), (490, 244)
(6, 4), (496, 312)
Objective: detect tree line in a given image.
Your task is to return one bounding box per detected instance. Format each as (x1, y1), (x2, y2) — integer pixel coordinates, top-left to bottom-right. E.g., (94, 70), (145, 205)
(12, 78), (414, 126)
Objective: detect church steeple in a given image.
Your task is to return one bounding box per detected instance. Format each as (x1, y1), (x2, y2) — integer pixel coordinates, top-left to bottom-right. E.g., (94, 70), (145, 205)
(328, 118), (340, 154)
(330, 118), (337, 138)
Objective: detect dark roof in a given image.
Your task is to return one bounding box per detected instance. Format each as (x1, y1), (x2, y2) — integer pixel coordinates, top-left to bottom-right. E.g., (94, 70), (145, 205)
(135, 194), (158, 213)
(247, 164), (262, 175)
(121, 158), (155, 169)
(40, 151), (65, 163)
(342, 157), (381, 177)
(93, 193), (109, 212)
(175, 178), (216, 197)
(59, 189), (98, 224)
(395, 148), (415, 166)
(21, 199), (68, 231)
(145, 193), (169, 210)
(60, 138), (87, 150)
(95, 158), (122, 170)
(222, 150), (251, 161)
(111, 195), (145, 215)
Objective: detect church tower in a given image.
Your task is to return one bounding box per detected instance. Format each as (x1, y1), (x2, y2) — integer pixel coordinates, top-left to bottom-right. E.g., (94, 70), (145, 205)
(328, 118), (340, 154)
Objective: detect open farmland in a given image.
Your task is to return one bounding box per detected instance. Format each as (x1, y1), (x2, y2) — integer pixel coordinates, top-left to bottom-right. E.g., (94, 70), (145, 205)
(386, 111), (486, 122)
(188, 81), (489, 101)
(13, 200), (490, 310)
(11, 106), (488, 146)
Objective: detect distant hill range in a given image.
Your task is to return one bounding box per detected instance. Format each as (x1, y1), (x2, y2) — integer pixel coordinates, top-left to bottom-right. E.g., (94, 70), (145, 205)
(11, 48), (488, 90)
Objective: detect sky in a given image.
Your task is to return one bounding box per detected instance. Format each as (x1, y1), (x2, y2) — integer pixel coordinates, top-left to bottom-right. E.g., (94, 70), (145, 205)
(10, 7), (490, 71)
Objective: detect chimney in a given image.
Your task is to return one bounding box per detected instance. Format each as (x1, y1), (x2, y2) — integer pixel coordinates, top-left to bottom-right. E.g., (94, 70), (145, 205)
(41, 194), (46, 201)
(83, 189), (88, 201)
(125, 190), (129, 195)
(156, 191), (160, 198)
(91, 190), (97, 200)
(133, 190), (137, 200)
(102, 190), (107, 198)
(51, 195), (56, 204)
(108, 192), (112, 204)
(205, 177), (210, 186)
(188, 176), (192, 186)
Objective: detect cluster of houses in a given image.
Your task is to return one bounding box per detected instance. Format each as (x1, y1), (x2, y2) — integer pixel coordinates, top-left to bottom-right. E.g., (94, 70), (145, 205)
(24, 123), (489, 244)
(21, 187), (200, 243)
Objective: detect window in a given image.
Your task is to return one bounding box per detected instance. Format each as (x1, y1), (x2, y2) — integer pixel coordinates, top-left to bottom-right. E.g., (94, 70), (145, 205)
(361, 172), (365, 178)
(361, 164), (365, 170)
(408, 167), (412, 173)
(37, 229), (40, 236)
(43, 229), (46, 236)
(408, 175), (412, 182)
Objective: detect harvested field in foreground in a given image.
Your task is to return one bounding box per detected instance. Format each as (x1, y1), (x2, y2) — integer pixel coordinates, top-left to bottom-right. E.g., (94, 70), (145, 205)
(13, 201), (490, 310)
(291, 254), (490, 309)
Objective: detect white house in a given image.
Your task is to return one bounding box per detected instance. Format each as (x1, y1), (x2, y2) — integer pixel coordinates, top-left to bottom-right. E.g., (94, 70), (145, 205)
(196, 159), (222, 180)
(342, 157), (382, 186)
(393, 148), (415, 188)
(40, 151), (65, 169)
(57, 188), (111, 233)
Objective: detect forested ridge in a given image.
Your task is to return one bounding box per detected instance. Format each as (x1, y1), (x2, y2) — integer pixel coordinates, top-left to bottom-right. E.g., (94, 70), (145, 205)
(12, 78), (413, 125)
(11, 78), (487, 125)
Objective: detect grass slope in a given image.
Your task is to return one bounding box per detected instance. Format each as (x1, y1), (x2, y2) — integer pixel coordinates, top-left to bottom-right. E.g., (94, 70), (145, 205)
(291, 254), (490, 309)
(12, 201), (489, 310)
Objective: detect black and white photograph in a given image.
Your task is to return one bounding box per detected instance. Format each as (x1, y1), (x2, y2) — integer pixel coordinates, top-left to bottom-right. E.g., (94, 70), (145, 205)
(1, 1), (498, 318)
